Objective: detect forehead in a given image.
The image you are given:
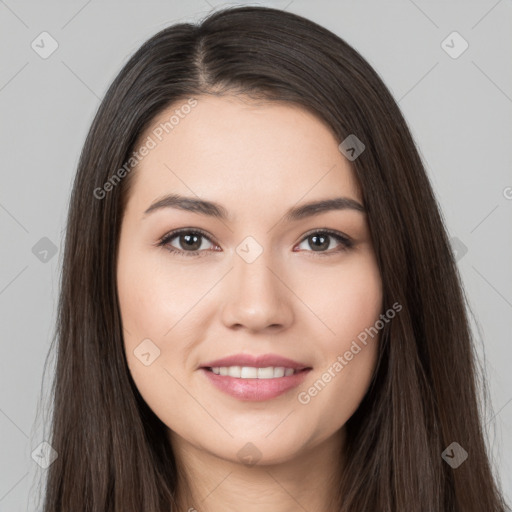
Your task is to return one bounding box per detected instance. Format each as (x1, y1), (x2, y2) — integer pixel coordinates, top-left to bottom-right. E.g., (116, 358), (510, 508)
(125, 94), (362, 217)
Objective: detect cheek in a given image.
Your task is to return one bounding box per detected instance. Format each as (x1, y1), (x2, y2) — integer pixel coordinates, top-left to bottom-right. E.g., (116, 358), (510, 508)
(327, 255), (382, 380)
(117, 256), (187, 423)
(117, 245), (203, 339)
(295, 254), (382, 424)
(299, 251), (383, 344)
(117, 247), (173, 382)
(117, 246), (207, 413)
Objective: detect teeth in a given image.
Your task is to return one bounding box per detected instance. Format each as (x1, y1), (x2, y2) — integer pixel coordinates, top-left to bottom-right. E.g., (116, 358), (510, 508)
(241, 366), (258, 378)
(258, 367), (274, 379)
(228, 366), (241, 378)
(210, 366), (299, 378)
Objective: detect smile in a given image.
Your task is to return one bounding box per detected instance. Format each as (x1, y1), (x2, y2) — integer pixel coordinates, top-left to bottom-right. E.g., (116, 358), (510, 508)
(200, 367), (311, 401)
(208, 366), (300, 378)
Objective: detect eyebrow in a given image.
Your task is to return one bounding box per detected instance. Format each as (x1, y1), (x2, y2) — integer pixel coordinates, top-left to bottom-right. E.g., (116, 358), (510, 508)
(143, 193), (365, 222)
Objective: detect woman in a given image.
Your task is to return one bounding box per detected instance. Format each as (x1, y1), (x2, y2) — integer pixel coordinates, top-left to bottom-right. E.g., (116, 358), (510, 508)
(40, 5), (509, 511)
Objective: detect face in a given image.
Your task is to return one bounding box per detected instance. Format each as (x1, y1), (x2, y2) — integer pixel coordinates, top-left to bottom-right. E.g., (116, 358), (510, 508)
(117, 94), (383, 466)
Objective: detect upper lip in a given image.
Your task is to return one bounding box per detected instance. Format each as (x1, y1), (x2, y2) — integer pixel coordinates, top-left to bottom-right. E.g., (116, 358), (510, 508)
(200, 353), (311, 370)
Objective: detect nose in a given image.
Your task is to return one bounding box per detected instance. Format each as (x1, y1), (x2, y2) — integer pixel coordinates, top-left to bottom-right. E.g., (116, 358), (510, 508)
(220, 248), (294, 333)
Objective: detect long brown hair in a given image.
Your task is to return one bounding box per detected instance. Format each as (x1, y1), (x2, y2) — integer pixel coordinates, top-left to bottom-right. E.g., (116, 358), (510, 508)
(37, 5), (509, 511)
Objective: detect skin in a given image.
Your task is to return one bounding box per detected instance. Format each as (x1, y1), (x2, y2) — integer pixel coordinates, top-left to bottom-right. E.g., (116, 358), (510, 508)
(117, 94), (383, 512)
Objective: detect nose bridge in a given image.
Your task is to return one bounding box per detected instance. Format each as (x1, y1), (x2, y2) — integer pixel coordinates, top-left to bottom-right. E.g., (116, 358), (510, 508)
(220, 236), (293, 331)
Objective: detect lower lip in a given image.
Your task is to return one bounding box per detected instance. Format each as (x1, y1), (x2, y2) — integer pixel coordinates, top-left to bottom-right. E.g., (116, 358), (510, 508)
(200, 368), (311, 401)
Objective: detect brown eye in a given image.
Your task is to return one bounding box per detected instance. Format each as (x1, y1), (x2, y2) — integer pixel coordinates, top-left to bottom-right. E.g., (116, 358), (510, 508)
(174, 232), (203, 251)
(296, 230), (353, 255)
(158, 229), (216, 257)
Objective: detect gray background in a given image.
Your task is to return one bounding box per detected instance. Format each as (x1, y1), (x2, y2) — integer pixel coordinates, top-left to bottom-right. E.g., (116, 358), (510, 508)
(1, 0), (511, 510)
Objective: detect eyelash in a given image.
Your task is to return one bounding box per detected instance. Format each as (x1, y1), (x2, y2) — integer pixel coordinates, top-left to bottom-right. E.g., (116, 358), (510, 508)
(156, 228), (354, 258)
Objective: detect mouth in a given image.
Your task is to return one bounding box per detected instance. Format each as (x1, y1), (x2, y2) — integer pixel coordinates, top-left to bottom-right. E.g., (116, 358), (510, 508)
(198, 353), (312, 401)
(198, 355), (312, 401)
(199, 353), (311, 373)
(202, 366), (310, 379)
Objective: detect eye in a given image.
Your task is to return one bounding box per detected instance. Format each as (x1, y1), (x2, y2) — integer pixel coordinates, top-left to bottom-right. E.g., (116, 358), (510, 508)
(156, 228), (353, 258)
(157, 228), (218, 257)
(295, 229), (353, 256)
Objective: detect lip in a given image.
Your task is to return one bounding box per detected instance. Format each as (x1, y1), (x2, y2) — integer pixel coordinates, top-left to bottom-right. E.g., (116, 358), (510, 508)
(200, 367), (311, 401)
(200, 353), (310, 370)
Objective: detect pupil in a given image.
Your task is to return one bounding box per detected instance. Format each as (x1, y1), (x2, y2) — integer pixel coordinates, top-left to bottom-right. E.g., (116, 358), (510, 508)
(182, 234), (201, 251)
(310, 234), (328, 251)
